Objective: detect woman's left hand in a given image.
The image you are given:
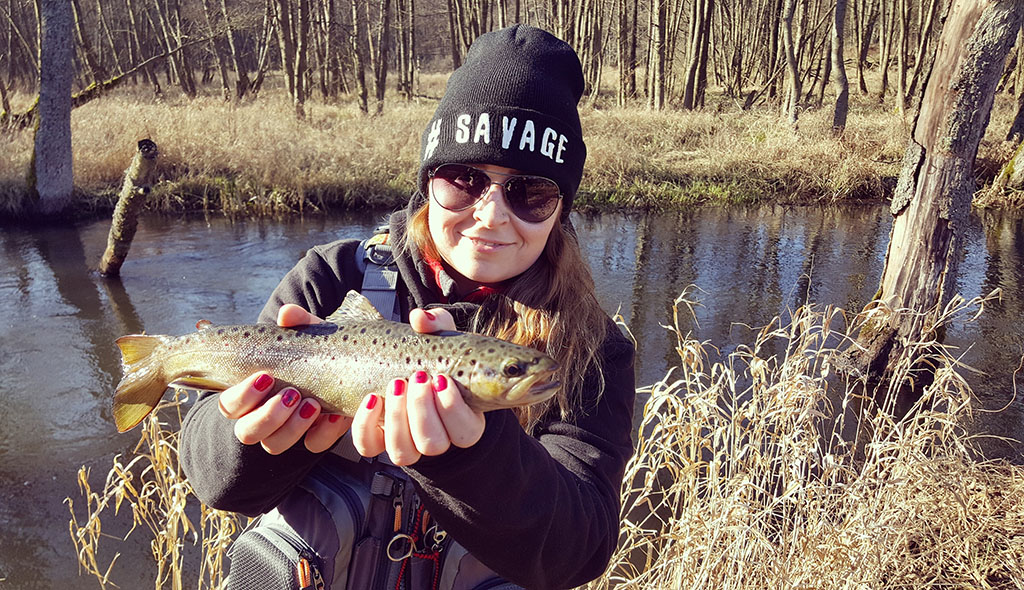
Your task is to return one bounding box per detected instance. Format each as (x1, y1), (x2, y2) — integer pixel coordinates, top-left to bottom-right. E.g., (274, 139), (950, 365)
(350, 307), (486, 465)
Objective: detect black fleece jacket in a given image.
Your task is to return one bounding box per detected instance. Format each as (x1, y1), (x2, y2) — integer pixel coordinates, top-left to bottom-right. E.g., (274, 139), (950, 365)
(178, 210), (637, 590)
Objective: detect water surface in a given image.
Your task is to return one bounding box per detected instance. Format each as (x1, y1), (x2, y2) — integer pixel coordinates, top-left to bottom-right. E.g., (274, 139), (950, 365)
(2, 205), (1022, 588)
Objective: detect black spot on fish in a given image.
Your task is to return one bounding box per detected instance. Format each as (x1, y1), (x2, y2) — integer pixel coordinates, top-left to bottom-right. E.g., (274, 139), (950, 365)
(258, 327), (266, 333)
(360, 328), (367, 334)
(243, 331), (251, 338)
(470, 359), (477, 365)
(373, 338), (378, 345)
(386, 329), (392, 335)
(405, 357), (410, 364)
(277, 335), (284, 342)
(457, 370), (464, 377)
(488, 348), (495, 354)
(438, 356), (443, 363)
(217, 329), (225, 335)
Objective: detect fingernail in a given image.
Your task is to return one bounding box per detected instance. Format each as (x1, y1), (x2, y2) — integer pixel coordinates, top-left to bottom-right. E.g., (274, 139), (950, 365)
(299, 400), (317, 419)
(433, 374), (447, 391)
(328, 414), (341, 423)
(393, 379), (406, 396)
(414, 371), (429, 384)
(366, 394), (378, 410)
(281, 388), (300, 408)
(423, 310), (436, 320)
(254, 374), (273, 391)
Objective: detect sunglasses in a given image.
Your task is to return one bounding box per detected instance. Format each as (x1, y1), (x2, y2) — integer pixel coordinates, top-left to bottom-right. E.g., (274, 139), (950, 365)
(428, 163), (562, 223)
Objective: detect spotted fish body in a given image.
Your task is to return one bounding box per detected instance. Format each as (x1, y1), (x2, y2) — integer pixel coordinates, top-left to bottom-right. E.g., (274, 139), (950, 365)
(112, 291), (560, 432)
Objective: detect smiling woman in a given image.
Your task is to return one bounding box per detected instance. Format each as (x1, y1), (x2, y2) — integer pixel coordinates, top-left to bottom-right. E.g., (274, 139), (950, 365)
(177, 24), (636, 590)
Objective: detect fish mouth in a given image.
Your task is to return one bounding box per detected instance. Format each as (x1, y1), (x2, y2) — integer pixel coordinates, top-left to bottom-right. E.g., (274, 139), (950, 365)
(506, 369), (560, 406)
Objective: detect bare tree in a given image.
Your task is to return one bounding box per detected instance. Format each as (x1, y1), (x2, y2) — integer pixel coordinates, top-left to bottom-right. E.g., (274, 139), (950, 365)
(852, 0), (1022, 401)
(831, 0), (850, 133)
(781, 0), (801, 125)
(34, 0), (73, 215)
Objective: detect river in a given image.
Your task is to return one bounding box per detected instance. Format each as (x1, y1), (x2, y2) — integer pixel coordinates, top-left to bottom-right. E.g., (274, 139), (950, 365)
(1, 204), (1022, 588)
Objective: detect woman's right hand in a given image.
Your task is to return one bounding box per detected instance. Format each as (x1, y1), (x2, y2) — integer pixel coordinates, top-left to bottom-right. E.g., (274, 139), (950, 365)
(216, 304), (353, 455)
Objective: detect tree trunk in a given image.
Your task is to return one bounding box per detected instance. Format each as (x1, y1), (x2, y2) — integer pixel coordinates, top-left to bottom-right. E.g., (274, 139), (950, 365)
(33, 0), (73, 215)
(200, 0), (232, 100)
(71, 0), (106, 84)
(648, 0), (666, 109)
(832, 0), (850, 133)
(99, 140), (159, 277)
(371, 0), (391, 114)
(221, 0), (251, 99)
(350, 0), (368, 113)
(781, 0), (800, 125)
(854, 0), (1022, 398)
(906, 0), (941, 101)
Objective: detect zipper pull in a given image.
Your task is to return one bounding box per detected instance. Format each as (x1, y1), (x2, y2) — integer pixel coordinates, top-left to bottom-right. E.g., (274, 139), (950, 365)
(296, 557), (314, 589)
(393, 495), (403, 532)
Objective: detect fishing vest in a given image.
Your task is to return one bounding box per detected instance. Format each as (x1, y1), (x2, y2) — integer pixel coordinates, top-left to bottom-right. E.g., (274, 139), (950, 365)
(224, 229), (522, 590)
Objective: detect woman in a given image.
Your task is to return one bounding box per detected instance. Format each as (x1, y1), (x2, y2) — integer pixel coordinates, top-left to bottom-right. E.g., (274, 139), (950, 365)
(179, 24), (636, 590)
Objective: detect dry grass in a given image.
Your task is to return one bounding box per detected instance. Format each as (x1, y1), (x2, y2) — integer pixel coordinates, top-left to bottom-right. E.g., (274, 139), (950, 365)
(67, 388), (245, 590)
(586, 289), (1024, 589)
(13, 67), (1007, 217)
(67, 289), (1024, 589)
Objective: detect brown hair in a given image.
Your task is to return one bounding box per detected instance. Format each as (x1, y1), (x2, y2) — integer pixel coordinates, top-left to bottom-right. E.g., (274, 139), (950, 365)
(404, 203), (608, 432)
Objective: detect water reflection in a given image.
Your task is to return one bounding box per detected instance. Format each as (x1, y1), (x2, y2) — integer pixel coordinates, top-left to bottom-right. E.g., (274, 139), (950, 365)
(1, 205), (1023, 588)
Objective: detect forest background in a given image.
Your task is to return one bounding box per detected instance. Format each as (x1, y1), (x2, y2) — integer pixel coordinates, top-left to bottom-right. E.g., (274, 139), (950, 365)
(1, 0), (1024, 218)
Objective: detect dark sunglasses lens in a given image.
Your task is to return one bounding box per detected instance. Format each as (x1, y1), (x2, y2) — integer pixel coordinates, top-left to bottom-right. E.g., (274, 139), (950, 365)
(432, 164), (490, 209)
(506, 177), (560, 222)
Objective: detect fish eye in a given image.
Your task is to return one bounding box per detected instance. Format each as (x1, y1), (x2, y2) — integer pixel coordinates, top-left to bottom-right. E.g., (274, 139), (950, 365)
(502, 360), (525, 378)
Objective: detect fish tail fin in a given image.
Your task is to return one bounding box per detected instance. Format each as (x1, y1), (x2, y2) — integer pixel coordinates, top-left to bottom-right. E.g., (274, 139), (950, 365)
(113, 335), (169, 433)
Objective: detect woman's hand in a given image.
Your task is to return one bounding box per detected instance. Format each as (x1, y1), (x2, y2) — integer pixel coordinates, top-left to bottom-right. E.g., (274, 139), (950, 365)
(216, 304), (353, 454)
(351, 307), (486, 465)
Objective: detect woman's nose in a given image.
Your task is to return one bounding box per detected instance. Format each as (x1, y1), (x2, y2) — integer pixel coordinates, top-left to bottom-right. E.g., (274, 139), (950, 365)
(473, 184), (511, 225)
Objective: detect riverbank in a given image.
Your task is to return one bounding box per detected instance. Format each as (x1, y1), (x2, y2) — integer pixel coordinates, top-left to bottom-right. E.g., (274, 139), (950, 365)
(0, 75), (1019, 219)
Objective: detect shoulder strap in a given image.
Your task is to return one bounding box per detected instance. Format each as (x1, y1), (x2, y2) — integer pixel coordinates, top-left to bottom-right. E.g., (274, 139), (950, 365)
(357, 226), (401, 322)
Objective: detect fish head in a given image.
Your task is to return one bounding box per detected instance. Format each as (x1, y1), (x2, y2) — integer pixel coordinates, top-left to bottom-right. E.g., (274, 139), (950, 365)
(459, 349), (560, 412)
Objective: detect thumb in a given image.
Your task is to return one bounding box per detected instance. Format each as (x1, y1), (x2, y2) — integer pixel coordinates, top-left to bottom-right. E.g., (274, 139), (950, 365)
(409, 307), (457, 333)
(277, 303), (324, 327)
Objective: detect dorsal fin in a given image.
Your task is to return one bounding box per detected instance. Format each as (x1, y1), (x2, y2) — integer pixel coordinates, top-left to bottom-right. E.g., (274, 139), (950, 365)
(196, 319), (213, 330)
(326, 290), (386, 323)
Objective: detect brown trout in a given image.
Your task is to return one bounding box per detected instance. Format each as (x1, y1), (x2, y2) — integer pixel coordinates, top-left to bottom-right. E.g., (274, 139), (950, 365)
(112, 290), (559, 432)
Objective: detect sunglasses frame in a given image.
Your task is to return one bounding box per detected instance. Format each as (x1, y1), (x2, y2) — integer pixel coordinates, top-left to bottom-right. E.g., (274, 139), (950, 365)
(427, 163), (562, 223)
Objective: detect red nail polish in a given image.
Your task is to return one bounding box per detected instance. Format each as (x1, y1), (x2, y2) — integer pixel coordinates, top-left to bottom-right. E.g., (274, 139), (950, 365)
(299, 401), (317, 419)
(393, 379), (406, 396)
(423, 310), (436, 320)
(434, 374), (447, 391)
(366, 394), (378, 410)
(281, 388), (300, 408)
(328, 414), (341, 423)
(414, 371), (428, 384)
(254, 374), (273, 391)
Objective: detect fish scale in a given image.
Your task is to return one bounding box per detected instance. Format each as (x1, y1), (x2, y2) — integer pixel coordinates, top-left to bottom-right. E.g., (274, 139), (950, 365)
(111, 291), (560, 432)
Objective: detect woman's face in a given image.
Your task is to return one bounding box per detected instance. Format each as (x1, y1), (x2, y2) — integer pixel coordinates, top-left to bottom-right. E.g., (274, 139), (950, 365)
(428, 163), (561, 290)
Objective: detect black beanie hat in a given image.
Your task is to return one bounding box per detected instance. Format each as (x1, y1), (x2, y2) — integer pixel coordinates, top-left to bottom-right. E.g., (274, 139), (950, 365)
(417, 25), (587, 218)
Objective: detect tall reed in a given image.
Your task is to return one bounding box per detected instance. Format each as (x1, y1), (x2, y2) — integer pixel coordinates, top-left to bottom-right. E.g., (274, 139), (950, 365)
(587, 289), (1024, 589)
